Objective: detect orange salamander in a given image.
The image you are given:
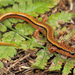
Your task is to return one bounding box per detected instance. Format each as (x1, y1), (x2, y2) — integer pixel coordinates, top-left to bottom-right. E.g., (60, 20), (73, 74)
(0, 12), (75, 57)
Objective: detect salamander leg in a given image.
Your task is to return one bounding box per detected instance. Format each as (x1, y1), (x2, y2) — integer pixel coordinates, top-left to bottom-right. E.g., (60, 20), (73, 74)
(33, 28), (41, 39)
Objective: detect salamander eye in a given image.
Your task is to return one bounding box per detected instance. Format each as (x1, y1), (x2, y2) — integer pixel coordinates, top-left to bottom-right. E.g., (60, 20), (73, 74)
(71, 52), (75, 55)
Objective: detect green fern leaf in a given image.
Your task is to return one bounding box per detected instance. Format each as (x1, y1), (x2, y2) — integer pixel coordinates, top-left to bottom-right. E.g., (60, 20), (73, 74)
(48, 11), (72, 27)
(31, 48), (52, 69)
(0, 46), (17, 60)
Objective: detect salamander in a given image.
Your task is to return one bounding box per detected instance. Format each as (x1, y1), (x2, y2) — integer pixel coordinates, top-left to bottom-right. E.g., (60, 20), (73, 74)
(0, 12), (75, 57)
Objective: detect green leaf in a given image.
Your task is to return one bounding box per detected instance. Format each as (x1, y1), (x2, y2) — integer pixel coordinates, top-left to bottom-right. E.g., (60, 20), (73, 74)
(62, 63), (74, 75)
(49, 54), (63, 71)
(8, 18), (18, 23)
(72, 13), (75, 17)
(21, 37), (44, 50)
(48, 54), (75, 73)
(0, 46), (17, 60)
(0, 0), (9, 6)
(0, 0), (14, 6)
(15, 23), (35, 36)
(1, 19), (12, 28)
(8, 0), (14, 5)
(73, 28), (75, 34)
(0, 0), (60, 16)
(20, 44), (28, 50)
(48, 11), (72, 27)
(31, 48), (52, 69)
(0, 62), (3, 68)
(74, 68), (75, 74)
(0, 4), (2, 8)
(0, 25), (7, 32)
(11, 4), (19, 12)
(0, 8), (5, 15)
(2, 31), (25, 46)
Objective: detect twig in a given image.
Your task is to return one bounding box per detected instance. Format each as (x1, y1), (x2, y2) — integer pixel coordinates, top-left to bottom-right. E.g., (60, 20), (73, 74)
(7, 53), (31, 71)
